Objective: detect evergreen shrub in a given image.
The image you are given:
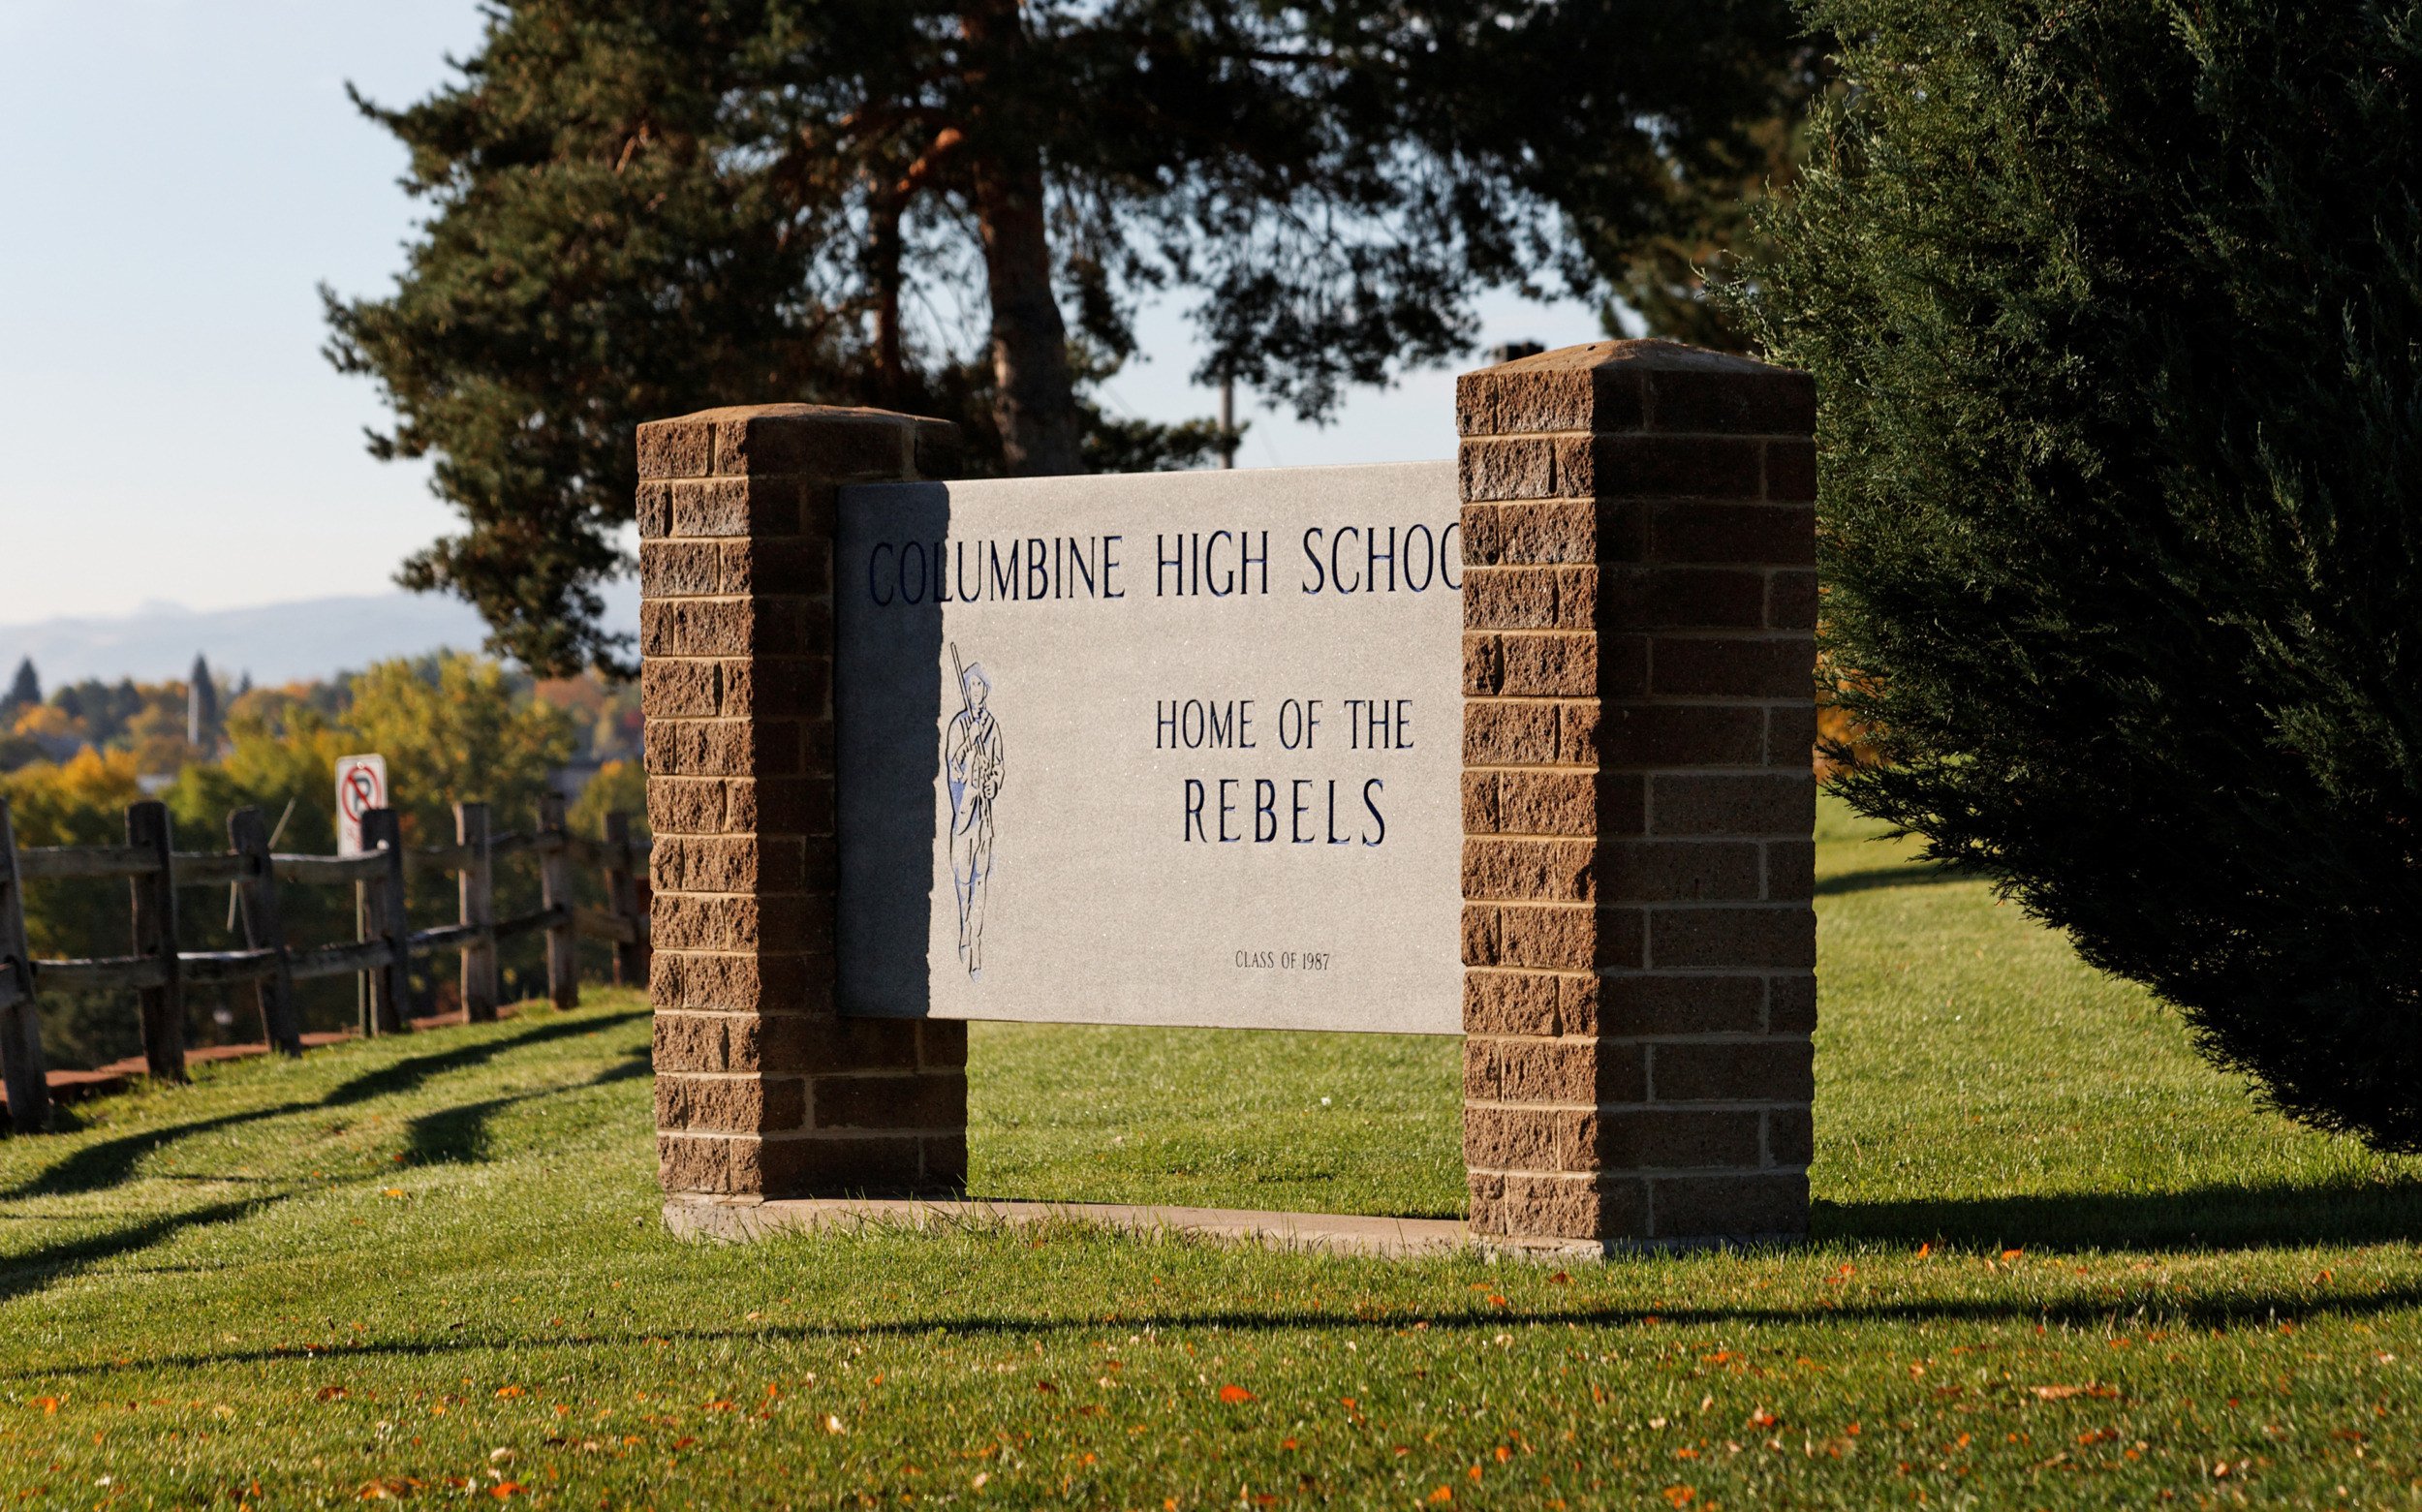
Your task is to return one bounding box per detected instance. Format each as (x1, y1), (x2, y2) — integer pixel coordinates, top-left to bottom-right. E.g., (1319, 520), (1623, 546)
(1757, 0), (2422, 1146)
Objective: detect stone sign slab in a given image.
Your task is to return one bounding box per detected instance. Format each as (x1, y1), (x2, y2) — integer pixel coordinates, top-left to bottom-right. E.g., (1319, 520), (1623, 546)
(835, 460), (1462, 1034)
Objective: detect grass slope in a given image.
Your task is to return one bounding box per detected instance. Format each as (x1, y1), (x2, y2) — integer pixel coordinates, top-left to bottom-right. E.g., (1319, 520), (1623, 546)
(0, 798), (2417, 1508)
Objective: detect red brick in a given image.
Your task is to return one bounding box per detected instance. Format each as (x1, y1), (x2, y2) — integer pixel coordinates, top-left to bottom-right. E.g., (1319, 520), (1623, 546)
(652, 893), (832, 954)
(1458, 501), (1609, 567)
(637, 417), (716, 479)
(1652, 1040), (1815, 1102)
(1462, 971), (1564, 1035)
(761, 1016), (919, 1075)
(1458, 437), (1558, 503)
(1598, 569), (1766, 631)
(1764, 440), (1817, 502)
(920, 1131), (970, 1185)
(721, 659), (831, 721)
(651, 1012), (730, 1072)
(1767, 705), (1820, 769)
(637, 480), (673, 538)
(651, 950), (830, 1015)
(1461, 905), (1503, 967)
(1581, 435), (1762, 499)
(1462, 770), (1502, 834)
(1462, 567), (1558, 630)
(1497, 633), (1599, 697)
(1463, 838), (1598, 903)
(1764, 840), (1815, 901)
(1647, 906), (1816, 971)
(1496, 771), (1643, 838)
(1597, 973), (1766, 1035)
(1767, 975), (1817, 1034)
(1500, 904), (1642, 971)
(720, 538), (830, 596)
(1766, 1107), (1814, 1166)
(1597, 1110), (1763, 1170)
(716, 408), (912, 479)
(1468, 1171), (1648, 1242)
(749, 1134), (933, 1196)
(1549, 567), (1599, 631)
(1467, 1037), (1646, 1105)
(644, 719), (801, 780)
(1604, 840), (1762, 902)
(1463, 633), (1504, 695)
(1651, 773), (1815, 836)
(647, 776), (727, 835)
(640, 660), (720, 720)
(1650, 636), (1813, 699)
(640, 598), (807, 660)
(813, 1072), (967, 1130)
(668, 476), (805, 539)
(1461, 1105), (1575, 1170)
(655, 1074), (805, 1134)
(1593, 706), (1765, 768)
(1650, 1173), (1807, 1239)
(913, 418), (964, 479)
(1651, 503), (1816, 566)
(1463, 702), (1560, 767)
(1646, 368), (1816, 437)
(728, 776), (838, 836)
(1455, 364), (1645, 438)
(640, 540), (721, 598)
(917, 1020), (969, 1069)
(652, 834), (805, 894)
(657, 1132), (733, 1193)
(1767, 570), (1817, 631)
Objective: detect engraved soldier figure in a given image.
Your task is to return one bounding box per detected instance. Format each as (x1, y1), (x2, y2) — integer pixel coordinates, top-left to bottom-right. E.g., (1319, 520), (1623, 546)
(945, 647), (1004, 978)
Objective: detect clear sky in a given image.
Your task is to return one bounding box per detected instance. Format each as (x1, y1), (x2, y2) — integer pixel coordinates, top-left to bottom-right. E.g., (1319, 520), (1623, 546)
(0, 0), (1607, 629)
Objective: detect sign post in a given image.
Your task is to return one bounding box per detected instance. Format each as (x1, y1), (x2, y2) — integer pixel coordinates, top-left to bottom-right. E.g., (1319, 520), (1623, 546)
(334, 755), (388, 858)
(335, 754), (389, 1031)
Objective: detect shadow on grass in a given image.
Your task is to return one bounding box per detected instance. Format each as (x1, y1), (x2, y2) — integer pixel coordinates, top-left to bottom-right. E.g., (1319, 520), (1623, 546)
(1819, 1180), (2422, 1250)
(402, 1049), (651, 1165)
(3, 1010), (650, 1200)
(1814, 864), (1965, 896)
(0, 1196), (279, 1307)
(321, 1010), (648, 1109)
(41, 1268), (2422, 1377)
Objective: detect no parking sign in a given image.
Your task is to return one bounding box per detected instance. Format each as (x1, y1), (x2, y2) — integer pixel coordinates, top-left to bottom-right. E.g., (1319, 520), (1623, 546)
(335, 754), (388, 856)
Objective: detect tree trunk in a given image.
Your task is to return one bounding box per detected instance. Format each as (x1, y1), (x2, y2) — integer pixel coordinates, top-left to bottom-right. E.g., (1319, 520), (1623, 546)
(867, 190), (907, 410)
(963, 1), (1078, 477)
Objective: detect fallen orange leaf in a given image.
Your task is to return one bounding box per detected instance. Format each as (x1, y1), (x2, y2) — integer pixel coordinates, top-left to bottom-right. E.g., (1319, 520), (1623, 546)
(494, 1386), (524, 1399)
(318, 1386), (349, 1403)
(1426, 1489), (1452, 1504)
(33, 1398), (57, 1414)
(488, 1482), (526, 1499)
(1219, 1385), (1254, 1404)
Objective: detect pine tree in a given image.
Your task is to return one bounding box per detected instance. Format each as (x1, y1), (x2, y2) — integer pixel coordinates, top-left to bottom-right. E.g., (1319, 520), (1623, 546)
(2, 659), (35, 716)
(326, 0), (1807, 674)
(187, 653), (219, 749)
(1754, 0), (2422, 1147)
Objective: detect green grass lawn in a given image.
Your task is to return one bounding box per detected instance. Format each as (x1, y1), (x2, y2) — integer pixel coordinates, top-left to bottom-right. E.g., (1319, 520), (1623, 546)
(4, 798), (2421, 1508)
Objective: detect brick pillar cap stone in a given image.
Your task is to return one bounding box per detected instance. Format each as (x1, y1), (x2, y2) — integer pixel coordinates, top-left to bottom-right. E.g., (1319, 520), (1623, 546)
(637, 404), (961, 481)
(1458, 340), (1815, 439)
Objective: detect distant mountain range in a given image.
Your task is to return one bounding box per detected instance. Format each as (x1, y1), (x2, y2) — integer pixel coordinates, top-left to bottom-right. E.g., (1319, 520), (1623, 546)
(0, 586), (641, 687)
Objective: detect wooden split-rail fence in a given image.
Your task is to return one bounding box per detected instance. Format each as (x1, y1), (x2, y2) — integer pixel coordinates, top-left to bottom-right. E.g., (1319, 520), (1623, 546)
(0, 794), (652, 1134)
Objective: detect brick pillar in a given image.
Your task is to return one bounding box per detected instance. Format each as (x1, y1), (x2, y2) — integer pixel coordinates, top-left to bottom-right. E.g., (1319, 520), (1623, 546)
(640, 403), (970, 1200)
(1457, 341), (1817, 1250)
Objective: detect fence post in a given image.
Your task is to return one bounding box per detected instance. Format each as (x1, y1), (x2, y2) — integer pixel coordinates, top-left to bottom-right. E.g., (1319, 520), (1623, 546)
(227, 806), (301, 1057)
(0, 798), (48, 1133)
(604, 811), (647, 988)
(539, 793), (578, 1010)
(125, 801), (188, 1083)
(455, 802), (498, 1022)
(362, 808), (409, 1034)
